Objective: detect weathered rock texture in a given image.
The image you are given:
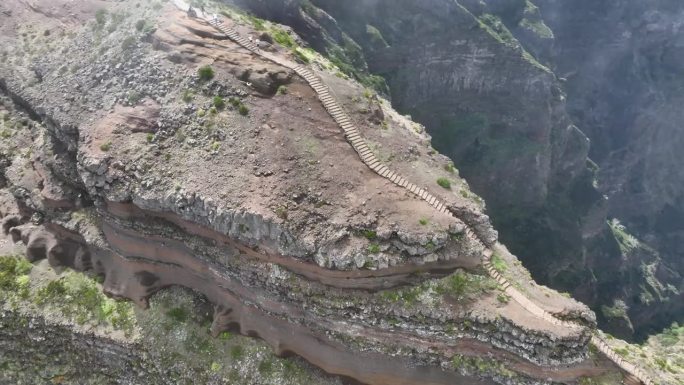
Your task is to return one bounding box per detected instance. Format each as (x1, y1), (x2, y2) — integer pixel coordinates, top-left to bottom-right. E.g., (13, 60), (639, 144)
(534, 0), (684, 339)
(232, 0), (684, 340)
(0, 0), (646, 384)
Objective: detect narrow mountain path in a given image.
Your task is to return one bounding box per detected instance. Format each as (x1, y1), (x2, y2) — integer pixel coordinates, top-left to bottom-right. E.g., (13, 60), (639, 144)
(170, 3), (655, 384)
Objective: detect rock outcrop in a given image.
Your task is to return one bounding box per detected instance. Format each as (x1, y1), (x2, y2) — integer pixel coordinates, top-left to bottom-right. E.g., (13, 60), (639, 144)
(0, 0), (653, 384)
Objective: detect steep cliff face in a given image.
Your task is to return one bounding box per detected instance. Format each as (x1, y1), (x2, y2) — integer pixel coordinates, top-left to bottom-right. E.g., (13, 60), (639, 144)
(0, 1), (615, 384)
(533, 0), (684, 338)
(233, 0), (683, 340)
(305, 0), (605, 296)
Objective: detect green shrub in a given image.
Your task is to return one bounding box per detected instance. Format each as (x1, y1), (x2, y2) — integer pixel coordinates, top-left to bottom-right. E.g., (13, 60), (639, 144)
(275, 207), (288, 220)
(213, 96), (225, 109)
(497, 293), (510, 304)
(271, 29), (295, 48)
(362, 230), (377, 240)
(368, 244), (380, 254)
(436, 177), (451, 189)
(121, 36), (136, 50)
(228, 97), (241, 107)
(166, 307), (189, 323)
(100, 141), (112, 151)
(127, 91), (142, 104)
(135, 19), (146, 32)
(146, 133), (154, 143)
(198, 65), (214, 81)
(276, 85), (288, 95)
(419, 218), (428, 226)
(444, 163), (456, 173)
(438, 271), (498, 301)
(238, 104), (249, 116)
(0, 255), (32, 298)
(230, 345), (244, 360)
(182, 89), (193, 103)
(491, 253), (507, 273)
(293, 48), (310, 63)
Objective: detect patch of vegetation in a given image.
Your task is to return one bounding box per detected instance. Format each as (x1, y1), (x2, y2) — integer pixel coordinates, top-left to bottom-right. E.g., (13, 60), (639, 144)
(497, 293), (510, 304)
(0, 255), (32, 300)
(230, 345), (244, 360)
(32, 270), (135, 333)
(451, 353), (515, 379)
(437, 271), (499, 301)
(614, 347), (629, 357)
(367, 243), (380, 254)
(293, 48), (311, 63)
(365, 24), (389, 48)
(181, 89), (193, 103)
(238, 104), (249, 116)
(361, 230), (377, 240)
(276, 85), (288, 95)
(213, 96), (225, 110)
(135, 19), (156, 34)
(444, 163), (456, 173)
(419, 218), (428, 226)
(228, 97), (241, 108)
(607, 218), (640, 254)
(479, 14), (518, 48)
(99, 141), (112, 151)
(0, 129), (12, 139)
(121, 35), (137, 50)
(245, 14), (266, 31)
(601, 299), (628, 319)
(380, 283), (428, 306)
(127, 90), (142, 104)
(218, 331), (233, 340)
(271, 28), (296, 48)
(258, 358), (274, 376)
(658, 322), (684, 347)
(146, 133), (154, 143)
(436, 177), (451, 189)
(519, 1), (554, 39)
(491, 252), (507, 273)
(325, 35), (389, 95)
(166, 306), (189, 323)
(197, 65), (214, 82)
(274, 206), (288, 220)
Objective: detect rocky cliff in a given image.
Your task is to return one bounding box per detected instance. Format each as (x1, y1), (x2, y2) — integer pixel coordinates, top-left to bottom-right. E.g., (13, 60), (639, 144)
(0, 0), (612, 384)
(0, 0), (677, 384)
(535, 0), (684, 339)
(231, 0), (684, 340)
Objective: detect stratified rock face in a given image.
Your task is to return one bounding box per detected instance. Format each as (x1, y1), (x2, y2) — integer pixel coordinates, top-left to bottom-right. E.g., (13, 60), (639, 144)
(0, 1), (605, 384)
(235, 0), (683, 340)
(533, 0), (684, 338)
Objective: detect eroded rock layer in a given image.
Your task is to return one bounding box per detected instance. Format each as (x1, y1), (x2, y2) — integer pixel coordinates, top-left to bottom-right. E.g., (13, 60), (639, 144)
(0, 0), (629, 384)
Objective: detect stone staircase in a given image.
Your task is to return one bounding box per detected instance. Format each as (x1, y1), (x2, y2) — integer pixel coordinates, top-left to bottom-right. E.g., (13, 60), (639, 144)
(197, 11), (655, 385)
